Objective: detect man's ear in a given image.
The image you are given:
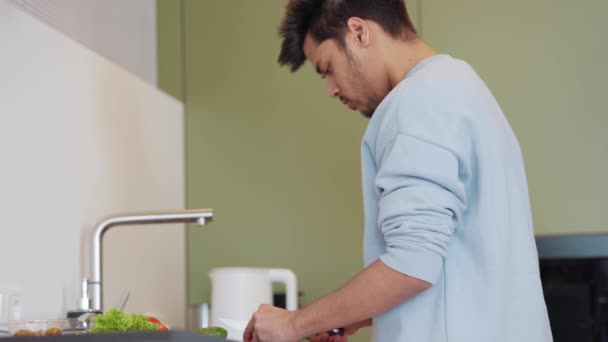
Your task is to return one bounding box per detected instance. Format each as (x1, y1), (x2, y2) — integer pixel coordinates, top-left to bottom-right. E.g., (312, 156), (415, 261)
(346, 17), (370, 47)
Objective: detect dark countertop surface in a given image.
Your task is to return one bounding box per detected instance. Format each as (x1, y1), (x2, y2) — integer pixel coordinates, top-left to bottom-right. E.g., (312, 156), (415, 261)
(0, 331), (231, 342)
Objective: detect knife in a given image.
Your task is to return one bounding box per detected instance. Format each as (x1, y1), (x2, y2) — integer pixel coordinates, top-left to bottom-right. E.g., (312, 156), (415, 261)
(219, 318), (344, 338)
(327, 327), (345, 336)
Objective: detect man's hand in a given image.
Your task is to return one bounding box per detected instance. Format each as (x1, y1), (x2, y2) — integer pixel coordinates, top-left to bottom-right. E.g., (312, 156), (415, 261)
(243, 305), (299, 342)
(307, 318), (372, 342)
(244, 261), (429, 341)
(307, 332), (347, 342)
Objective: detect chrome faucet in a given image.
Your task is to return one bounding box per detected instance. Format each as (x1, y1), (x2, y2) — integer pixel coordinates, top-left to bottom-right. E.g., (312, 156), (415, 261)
(89, 209), (214, 312)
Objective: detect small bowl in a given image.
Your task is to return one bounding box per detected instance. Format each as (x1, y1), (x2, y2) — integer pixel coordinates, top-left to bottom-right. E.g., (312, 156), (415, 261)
(8, 320), (70, 336)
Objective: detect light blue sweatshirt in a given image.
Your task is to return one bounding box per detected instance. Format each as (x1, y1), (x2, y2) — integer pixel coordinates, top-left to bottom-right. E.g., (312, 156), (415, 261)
(361, 54), (552, 342)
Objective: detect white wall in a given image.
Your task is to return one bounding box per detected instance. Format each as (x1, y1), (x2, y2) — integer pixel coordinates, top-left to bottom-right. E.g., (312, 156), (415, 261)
(0, 1), (188, 329)
(9, 0), (158, 86)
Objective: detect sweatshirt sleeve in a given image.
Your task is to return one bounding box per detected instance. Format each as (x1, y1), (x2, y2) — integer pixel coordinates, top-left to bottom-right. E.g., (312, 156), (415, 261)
(376, 133), (467, 285)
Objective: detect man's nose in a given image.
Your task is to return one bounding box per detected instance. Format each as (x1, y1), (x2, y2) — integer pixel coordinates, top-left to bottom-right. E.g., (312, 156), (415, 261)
(327, 80), (340, 98)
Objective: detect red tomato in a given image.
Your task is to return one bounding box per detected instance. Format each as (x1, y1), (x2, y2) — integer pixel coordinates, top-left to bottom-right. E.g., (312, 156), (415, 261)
(147, 317), (169, 331)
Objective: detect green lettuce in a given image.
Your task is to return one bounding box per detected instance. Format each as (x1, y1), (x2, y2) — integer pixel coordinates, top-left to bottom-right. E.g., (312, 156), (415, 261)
(194, 327), (228, 338)
(89, 308), (160, 333)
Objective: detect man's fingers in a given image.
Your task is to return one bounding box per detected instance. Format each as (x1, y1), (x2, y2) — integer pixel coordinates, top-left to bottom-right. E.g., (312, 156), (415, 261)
(243, 317), (255, 342)
(307, 332), (327, 342)
(328, 335), (348, 342)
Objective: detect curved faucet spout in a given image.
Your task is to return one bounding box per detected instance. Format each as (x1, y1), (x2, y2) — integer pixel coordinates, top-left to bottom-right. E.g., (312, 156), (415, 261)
(89, 209), (214, 311)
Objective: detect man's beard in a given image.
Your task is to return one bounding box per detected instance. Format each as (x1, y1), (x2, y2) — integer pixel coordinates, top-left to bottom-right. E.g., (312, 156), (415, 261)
(360, 94), (382, 118)
(355, 89), (382, 118)
(345, 49), (381, 119)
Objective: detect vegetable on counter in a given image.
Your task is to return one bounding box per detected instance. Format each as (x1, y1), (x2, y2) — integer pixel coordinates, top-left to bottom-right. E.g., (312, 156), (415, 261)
(14, 328), (62, 336)
(147, 316), (169, 331)
(89, 308), (161, 333)
(89, 307), (226, 338)
(194, 327), (228, 338)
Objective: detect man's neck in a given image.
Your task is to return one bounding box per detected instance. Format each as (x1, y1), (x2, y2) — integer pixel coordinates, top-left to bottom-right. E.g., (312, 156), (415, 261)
(383, 38), (437, 89)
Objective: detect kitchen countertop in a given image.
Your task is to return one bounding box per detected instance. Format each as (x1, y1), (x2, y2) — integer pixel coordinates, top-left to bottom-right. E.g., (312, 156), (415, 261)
(0, 331), (229, 342)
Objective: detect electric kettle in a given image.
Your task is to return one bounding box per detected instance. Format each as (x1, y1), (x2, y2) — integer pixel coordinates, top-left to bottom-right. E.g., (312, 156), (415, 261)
(208, 267), (298, 340)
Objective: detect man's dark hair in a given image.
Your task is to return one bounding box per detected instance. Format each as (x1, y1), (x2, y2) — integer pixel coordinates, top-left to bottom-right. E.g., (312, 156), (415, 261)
(278, 0), (417, 72)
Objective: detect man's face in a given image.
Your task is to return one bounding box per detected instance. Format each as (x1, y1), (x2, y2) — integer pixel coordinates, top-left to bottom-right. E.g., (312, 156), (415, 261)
(303, 33), (382, 118)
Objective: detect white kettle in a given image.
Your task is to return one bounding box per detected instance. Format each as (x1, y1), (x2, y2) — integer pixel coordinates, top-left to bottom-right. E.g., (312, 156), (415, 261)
(209, 267), (298, 340)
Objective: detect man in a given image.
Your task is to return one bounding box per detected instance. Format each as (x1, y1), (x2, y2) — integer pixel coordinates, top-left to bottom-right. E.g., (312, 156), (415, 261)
(244, 0), (553, 341)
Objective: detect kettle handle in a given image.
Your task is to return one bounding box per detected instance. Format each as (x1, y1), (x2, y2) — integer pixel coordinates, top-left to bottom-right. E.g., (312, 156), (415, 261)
(268, 269), (298, 311)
